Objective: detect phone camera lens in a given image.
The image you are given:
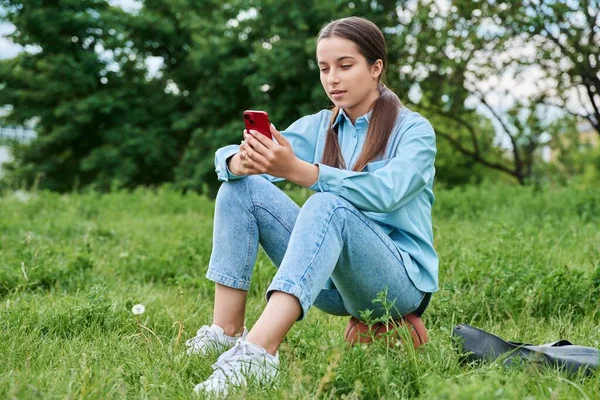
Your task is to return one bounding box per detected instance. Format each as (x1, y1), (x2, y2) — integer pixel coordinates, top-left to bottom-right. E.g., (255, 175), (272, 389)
(244, 114), (249, 119)
(249, 119), (255, 125)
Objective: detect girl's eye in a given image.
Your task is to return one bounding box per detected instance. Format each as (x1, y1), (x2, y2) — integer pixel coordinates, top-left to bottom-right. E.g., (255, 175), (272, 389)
(320, 68), (329, 72)
(341, 65), (351, 69)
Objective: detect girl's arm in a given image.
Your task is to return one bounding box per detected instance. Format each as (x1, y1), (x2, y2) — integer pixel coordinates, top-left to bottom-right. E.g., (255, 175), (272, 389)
(214, 111), (326, 183)
(225, 132), (318, 185)
(309, 117), (436, 213)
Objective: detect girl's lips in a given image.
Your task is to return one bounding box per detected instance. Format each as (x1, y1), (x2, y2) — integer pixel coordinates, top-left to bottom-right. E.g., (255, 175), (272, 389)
(331, 91), (346, 99)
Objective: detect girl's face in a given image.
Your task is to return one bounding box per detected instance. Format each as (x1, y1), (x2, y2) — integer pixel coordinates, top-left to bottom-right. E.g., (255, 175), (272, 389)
(316, 36), (383, 120)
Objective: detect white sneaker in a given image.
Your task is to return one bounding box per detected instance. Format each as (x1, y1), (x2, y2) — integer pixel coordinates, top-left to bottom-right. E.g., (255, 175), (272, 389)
(193, 339), (279, 396)
(186, 324), (248, 356)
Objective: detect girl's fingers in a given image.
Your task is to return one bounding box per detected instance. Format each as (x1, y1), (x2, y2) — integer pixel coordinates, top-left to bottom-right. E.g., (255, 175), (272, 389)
(245, 145), (269, 170)
(241, 158), (253, 170)
(249, 130), (276, 150)
(272, 129), (290, 148)
(247, 131), (273, 152)
(247, 139), (270, 157)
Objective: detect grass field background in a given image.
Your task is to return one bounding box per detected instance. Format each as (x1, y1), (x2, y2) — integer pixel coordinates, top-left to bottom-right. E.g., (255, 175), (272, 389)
(1, 183), (599, 399)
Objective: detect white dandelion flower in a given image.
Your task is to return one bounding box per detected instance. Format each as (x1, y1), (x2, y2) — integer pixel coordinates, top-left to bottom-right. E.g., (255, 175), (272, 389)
(132, 304), (145, 315)
(13, 190), (31, 202)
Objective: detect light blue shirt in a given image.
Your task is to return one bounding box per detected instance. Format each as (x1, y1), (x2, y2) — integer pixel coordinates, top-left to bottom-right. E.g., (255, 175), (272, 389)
(214, 107), (438, 293)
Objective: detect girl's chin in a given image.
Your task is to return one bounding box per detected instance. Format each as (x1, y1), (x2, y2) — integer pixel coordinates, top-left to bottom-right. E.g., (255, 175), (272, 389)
(331, 99), (347, 107)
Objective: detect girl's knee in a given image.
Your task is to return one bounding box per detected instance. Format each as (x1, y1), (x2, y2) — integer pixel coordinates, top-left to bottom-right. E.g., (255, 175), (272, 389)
(218, 175), (260, 193)
(217, 176), (278, 207)
(216, 177), (252, 206)
(303, 192), (348, 210)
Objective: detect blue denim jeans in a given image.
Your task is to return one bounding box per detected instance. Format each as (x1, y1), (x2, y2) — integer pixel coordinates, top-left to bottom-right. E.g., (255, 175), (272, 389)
(207, 176), (425, 320)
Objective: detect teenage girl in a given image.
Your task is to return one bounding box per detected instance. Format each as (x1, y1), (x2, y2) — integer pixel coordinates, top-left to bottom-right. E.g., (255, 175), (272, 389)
(187, 16), (438, 395)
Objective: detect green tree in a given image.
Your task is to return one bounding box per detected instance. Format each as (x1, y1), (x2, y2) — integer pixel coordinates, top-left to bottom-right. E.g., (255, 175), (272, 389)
(387, 0), (597, 184)
(0, 0), (181, 191)
(129, 0), (404, 194)
(496, 0), (600, 137)
(5, 0), (570, 192)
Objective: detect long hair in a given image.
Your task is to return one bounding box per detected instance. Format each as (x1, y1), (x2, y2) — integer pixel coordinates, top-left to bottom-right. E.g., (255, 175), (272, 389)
(318, 17), (402, 172)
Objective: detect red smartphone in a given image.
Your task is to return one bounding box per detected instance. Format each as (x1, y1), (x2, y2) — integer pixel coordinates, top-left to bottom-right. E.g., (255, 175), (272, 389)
(243, 110), (272, 139)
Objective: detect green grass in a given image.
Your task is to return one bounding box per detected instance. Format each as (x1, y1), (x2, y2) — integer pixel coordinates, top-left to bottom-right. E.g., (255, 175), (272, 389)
(1, 183), (599, 399)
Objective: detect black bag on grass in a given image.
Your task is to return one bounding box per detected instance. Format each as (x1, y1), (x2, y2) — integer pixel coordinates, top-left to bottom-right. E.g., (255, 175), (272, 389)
(452, 324), (600, 376)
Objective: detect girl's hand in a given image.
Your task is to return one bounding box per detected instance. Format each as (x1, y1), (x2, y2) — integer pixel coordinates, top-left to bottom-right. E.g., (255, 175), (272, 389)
(229, 139), (262, 176)
(242, 124), (298, 179)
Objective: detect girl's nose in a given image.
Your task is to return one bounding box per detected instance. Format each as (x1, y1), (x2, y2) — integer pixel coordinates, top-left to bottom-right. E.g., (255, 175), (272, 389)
(327, 71), (340, 85)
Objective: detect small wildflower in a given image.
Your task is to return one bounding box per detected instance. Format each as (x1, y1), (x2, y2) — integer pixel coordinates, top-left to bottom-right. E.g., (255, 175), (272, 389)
(13, 190), (31, 202)
(132, 304), (145, 315)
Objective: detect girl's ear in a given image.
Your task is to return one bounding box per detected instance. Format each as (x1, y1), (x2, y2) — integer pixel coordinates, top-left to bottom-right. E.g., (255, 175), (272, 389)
(371, 59), (383, 79)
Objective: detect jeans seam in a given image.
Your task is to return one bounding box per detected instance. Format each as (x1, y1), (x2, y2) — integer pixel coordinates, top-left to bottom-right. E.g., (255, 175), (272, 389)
(254, 202), (295, 234)
(329, 203), (404, 264)
(343, 207), (404, 265)
(404, 291), (426, 315)
(240, 177), (256, 213)
(229, 177), (299, 283)
(242, 208), (255, 282)
(297, 204), (345, 284)
(297, 203), (404, 291)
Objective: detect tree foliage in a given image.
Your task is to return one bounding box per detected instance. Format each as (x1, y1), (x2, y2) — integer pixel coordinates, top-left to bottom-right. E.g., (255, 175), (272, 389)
(0, 0), (596, 191)
(0, 0), (185, 191)
(496, 0), (600, 136)
(388, 0), (599, 184)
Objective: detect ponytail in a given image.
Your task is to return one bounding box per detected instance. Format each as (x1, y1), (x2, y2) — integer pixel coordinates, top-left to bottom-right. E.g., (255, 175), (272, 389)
(321, 83), (402, 172)
(321, 106), (346, 169)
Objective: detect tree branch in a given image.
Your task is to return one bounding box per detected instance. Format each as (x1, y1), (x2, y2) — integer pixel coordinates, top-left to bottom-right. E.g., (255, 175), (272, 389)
(541, 25), (577, 65)
(582, 0), (598, 54)
(419, 104), (481, 155)
(584, 80), (600, 129)
(542, 97), (592, 120)
(473, 90), (522, 171)
(584, 115), (600, 133)
(541, 17), (597, 82)
(574, 82), (600, 133)
(435, 128), (520, 181)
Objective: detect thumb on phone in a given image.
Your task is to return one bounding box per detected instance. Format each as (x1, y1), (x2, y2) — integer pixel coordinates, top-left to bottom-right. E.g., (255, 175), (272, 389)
(271, 124), (290, 147)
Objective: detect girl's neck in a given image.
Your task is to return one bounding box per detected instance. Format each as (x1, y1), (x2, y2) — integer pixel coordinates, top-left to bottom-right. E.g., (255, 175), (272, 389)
(344, 88), (380, 124)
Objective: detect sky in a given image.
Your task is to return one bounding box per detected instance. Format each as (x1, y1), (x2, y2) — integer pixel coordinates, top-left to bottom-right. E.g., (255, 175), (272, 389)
(0, 21), (20, 60)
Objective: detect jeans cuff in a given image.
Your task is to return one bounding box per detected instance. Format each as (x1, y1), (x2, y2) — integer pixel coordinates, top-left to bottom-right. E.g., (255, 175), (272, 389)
(206, 269), (251, 291)
(266, 280), (311, 321)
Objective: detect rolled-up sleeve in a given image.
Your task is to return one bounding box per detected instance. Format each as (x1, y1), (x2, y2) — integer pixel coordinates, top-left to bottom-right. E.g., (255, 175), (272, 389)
(309, 118), (436, 213)
(215, 145), (246, 181)
(214, 111), (325, 182)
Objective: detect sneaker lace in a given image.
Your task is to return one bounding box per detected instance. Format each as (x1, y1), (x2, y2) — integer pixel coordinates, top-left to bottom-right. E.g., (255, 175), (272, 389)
(211, 341), (257, 384)
(185, 325), (216, 348)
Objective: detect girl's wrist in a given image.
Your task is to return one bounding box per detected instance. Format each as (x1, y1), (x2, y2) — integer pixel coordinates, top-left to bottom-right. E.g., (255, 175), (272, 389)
(288, 159), (319, 187)
(227, 153), (243, 175)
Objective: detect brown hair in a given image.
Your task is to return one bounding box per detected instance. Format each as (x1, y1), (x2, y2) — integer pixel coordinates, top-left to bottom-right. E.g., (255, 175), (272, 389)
(318, 17), (402, 172)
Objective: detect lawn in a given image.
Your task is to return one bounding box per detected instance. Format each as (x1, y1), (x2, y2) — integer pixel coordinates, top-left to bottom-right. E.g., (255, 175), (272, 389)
(1, 183), (599, 399)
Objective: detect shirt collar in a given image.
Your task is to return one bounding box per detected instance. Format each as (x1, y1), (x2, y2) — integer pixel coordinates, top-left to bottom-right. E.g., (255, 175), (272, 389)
(332, 108), (373, 129)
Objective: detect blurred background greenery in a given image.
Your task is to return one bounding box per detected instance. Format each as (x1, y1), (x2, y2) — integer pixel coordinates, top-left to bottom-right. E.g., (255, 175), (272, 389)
(0, 0), (598, 194)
